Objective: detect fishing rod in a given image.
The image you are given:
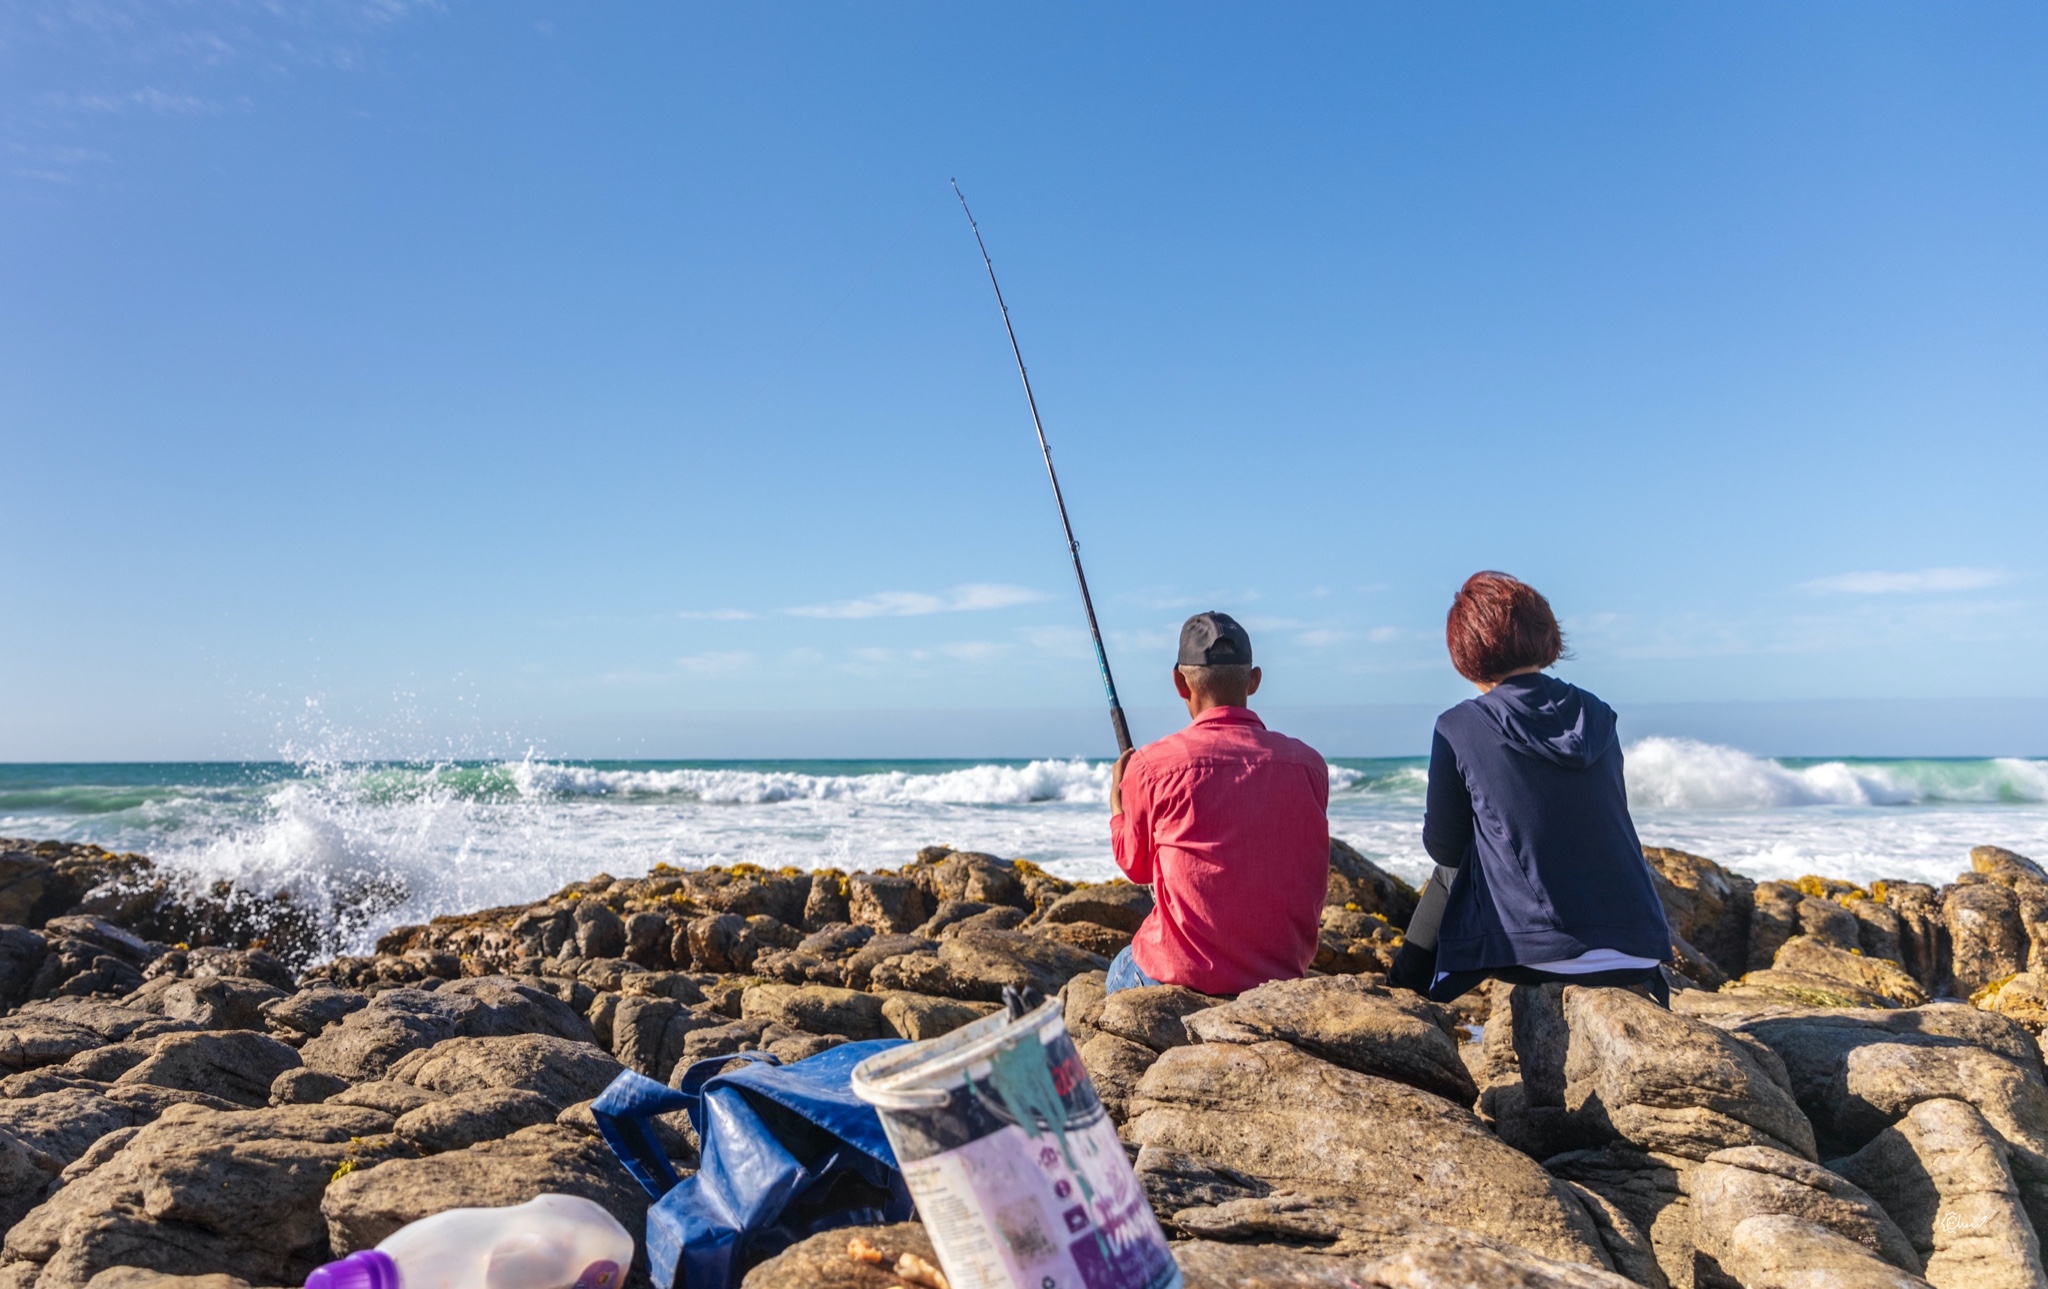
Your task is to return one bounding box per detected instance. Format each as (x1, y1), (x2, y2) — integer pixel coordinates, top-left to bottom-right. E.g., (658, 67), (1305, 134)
(951, 179), (1132, 755)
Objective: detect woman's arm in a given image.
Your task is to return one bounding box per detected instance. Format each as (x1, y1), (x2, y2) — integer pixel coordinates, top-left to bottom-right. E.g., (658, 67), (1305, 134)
(1391, 728), (1470, 993)
(1421, 728), (1474, 868)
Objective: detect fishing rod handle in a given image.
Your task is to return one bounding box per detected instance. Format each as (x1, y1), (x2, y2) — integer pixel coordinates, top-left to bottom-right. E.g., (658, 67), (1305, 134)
(1109, 705), (1133, 755)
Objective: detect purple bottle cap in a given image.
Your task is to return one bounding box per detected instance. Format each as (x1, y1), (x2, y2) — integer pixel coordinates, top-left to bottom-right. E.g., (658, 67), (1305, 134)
(306, 1249), (400, 1289)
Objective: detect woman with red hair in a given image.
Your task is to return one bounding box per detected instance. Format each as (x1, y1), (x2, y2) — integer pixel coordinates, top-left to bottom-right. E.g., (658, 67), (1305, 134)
(1388, 572), (1672, 1003)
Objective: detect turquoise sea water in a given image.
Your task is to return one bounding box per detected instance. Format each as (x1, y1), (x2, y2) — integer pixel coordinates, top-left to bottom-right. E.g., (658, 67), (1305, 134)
(4, 741), (2044, 955)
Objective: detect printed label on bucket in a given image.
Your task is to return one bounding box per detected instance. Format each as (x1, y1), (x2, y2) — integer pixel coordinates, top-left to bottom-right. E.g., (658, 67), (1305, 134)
(902, 1115), (1177, 1289)
(872, 1017), (1180, 1289)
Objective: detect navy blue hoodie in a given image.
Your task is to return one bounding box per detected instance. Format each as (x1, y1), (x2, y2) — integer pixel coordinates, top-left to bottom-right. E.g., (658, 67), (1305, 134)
(1423, 672), (1671, 972)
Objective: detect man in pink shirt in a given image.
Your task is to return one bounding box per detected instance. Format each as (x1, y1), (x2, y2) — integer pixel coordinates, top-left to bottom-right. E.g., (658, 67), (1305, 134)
(1107, 612), (1331, 996)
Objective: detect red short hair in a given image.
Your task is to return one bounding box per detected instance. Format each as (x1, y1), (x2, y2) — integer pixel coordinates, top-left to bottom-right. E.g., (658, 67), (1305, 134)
(1446, 571), (1564, 683)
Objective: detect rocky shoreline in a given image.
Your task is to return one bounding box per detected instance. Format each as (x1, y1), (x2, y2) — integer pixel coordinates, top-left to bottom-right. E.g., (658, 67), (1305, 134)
(0, 834), (2043, 1289)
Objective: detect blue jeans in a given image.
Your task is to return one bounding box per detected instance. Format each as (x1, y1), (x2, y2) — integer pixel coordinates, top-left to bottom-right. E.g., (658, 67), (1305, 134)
(1105, 945), (1161, 994)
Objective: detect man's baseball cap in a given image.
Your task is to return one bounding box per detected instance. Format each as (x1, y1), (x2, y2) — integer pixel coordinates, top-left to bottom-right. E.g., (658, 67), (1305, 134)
(1178, 611), (1253, 666)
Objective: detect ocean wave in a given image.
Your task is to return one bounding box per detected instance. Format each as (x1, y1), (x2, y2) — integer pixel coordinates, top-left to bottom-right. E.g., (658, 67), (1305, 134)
(509, 758), (1112, 806)
(1623, 737), (2048, 810)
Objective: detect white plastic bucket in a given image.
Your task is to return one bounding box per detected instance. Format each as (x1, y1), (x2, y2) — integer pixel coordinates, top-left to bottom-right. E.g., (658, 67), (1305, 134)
(850, 998), (1181, 1289)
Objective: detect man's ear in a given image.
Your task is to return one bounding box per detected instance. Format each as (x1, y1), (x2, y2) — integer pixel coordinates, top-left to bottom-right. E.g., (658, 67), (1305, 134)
(1246, 666), (1263, 697)
(1172, 667), (1193, 700)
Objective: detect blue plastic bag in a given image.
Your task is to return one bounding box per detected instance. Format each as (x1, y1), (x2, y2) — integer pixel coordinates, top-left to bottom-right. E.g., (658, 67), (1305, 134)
(592, 1041), (914, 1289)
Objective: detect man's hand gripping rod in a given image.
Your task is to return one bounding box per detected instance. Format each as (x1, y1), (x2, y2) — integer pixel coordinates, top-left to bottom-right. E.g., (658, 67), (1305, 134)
(951, 179), (1132, 754)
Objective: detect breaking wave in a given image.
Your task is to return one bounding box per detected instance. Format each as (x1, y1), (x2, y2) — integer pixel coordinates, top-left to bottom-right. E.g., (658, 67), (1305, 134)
(1623, 737), (2048, 810)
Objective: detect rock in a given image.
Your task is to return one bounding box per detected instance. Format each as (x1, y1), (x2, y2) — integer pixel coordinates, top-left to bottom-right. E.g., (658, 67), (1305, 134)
(738, 1222), (935, 1289)
(393, 1088), (558, 1154)
(1749, 882), (1804, 973)
(269, 1068), (348, 1106)
(1132, 1146), (1272, 1219)
(1562, 986), (1816, 1162)
(1770, 936), (1929, 1007)
(1168, 1202), (1643, 1288)
(1852, 899), (1905, 965)
(1975, 846), (2048, 885)
(741, 984), (885, 1041)
(0, 1001), (194, 1073)
(1795, 897), (1862, 951)
(1038, 882), (1153, 933)
(152, 977), (288, 1032)
(297, 980), (591, 1082)
(1186, 974), (1476, 1104)
(1665, 932), (1728, 991)
(619, 971), (709, 1006)
(1644, 848), (1756, 981)
(1690, 1146), (1921, 1283)
(1735, 1011), (2048, 1173)
(678, 1019), (777, 1068)
(57, 1126), (139, 1187)
(679, 914), (757, 973)
(1059, 970), (1107, 1047)
(764, 1032), (842, 1062)
(385, 1035), (623, 1111)
(1028, 920), (1132, 958)
(80, 1271), (267, 1289)
(1837, 1097), (2047, 1289)
(846, 875), (930, 935)
(911, 899), (996, 938)
(117, 1031), (302, 1108)
(320, 1124), (649, 1258)
(608, 996), (721, 1083)
(0, 1130), (55, 1238)
(867, 928), (1107, 1003)
(910, 851), (1028, 909)
(330, 1081), (444, 1117)
(1326, 839), (1419, 925)
(1720, 1214), (1933, 1289)
(1476, 983), (1576, 1160)
(876, 993), (996, 1042)
(0, 1088), (132, 1169)
(746, 916), (803, 954)
(800, 871), (849, 931)
(1, 1102), (403, 1289)
(1877, 882), (1949, 994)
(159, 947), (297, 993)
(1558, 1181), (1666, 1289)
(1945, 882), (2027, 997)
(1077, 1031), (1158, 1122)
(1723, 970), (1904, 1011)
(0, 927), (49, 1010)
(839, 934), (933, 992)
(571, 902), (626, 960)
(258, 989), (368, 1045)
(1095, 985), (1216, 1052)
(1546, 1146), (1694, 1289)
(1978, 971), (2048, 1036)
(51, 1040), (154, 1084)
(623, 911), (672, 968)
(1124, 1040), (1607, 1265)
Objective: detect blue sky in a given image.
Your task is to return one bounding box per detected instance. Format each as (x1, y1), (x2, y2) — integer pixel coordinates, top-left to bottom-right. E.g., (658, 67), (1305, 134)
(3, 2), (2045, 761)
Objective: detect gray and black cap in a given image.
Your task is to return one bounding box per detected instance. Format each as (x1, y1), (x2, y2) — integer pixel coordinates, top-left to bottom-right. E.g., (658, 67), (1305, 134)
(1178, 611), (1253, 666)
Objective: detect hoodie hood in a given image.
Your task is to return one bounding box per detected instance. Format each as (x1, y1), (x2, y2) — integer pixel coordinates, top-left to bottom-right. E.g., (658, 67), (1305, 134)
(1472, 672), (1616, 771)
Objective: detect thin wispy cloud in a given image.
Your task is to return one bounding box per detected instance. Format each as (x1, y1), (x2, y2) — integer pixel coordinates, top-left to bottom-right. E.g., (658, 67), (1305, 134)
(785, 583), (1044, 619)
(1800, 567), (2011, 596)
(676, 608), (756, 621)
(43, 88), (222, 115)
(675, 651), (754, 673)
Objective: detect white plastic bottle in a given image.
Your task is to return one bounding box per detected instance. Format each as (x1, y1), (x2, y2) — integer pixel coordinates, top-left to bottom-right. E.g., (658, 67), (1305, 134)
(307, 1195), (634, 1289)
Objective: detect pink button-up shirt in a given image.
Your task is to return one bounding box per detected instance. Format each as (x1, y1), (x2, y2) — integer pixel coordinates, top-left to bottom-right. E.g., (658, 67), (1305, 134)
(1110, 706), (1330, 995)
